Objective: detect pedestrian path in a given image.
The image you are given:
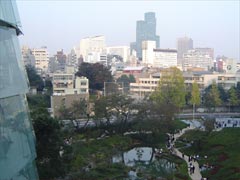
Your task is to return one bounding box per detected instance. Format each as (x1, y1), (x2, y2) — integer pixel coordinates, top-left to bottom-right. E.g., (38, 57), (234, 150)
(170, 126), (203, 180)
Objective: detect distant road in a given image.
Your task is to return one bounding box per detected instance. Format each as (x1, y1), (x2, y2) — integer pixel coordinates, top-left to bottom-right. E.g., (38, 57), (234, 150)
(177, 112), (240, 119)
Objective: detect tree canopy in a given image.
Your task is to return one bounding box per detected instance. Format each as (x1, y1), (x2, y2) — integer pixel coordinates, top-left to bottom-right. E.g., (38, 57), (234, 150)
(203, 81), (222, 109)
(116, 74), (136, 92)
(94, 94), (133, 134)
(57, 99), (89, 120)
(76, 62), (113, 91)
(31, 108), (66, 179)
(151, 67), (186, 119)
(190, 81), (201, 106)
(152, 67), (185, 108)
(228, 86), (239, 107)
(25, 65), (44, 91)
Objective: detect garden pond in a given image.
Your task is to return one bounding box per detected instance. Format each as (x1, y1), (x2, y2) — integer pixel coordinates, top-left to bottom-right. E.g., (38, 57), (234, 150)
(112, 147), (176, 179)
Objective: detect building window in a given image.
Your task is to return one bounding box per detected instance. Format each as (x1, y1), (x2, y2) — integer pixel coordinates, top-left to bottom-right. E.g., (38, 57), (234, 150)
(81, 81), (87, 86)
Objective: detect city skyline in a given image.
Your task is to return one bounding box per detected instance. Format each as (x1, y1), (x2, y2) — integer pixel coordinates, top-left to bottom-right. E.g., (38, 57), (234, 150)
(17, 0), (239, 60)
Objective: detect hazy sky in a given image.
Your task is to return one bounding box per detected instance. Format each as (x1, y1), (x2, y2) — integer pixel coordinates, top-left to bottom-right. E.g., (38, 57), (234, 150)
(17, 0), (239, 60)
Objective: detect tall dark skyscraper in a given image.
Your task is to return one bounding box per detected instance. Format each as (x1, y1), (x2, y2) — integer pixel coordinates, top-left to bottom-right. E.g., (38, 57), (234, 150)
(131, 12), (160, 60)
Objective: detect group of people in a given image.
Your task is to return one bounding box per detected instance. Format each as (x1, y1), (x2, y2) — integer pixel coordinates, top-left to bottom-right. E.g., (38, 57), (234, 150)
(189, 162), (195, 174)
(215, 118), (240, 129)
(188, 154), (199, 162)
(166, 134), (175, 153)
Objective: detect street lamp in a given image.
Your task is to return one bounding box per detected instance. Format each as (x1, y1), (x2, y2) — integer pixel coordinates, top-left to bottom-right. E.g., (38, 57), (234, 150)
(193, 103), (195, 121)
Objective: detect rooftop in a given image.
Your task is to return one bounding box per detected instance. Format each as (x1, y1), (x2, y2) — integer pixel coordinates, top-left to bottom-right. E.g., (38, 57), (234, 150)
(123, 66), (146, 71)
(153, 49), (177, 53)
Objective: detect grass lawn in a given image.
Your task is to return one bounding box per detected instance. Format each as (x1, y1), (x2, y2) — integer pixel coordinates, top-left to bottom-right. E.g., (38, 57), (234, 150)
(176, 128), (240, 180)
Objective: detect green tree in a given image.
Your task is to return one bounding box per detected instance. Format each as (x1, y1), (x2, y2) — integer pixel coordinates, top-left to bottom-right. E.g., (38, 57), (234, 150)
(236, 82), (240, 99)
(228, 86), (239, 107)
(58, 103), (71, 120)
(190, 81), (201, 106)
(190, 81), (201, 120)
(76, 62), (113, 91)
(204, 81), (221, 111)
(203, 118), (216, 133)
(25, 65), (44, 91)
(44, 78), (53, 95)
(71, 99), (88, 119)
(151, 67), (186, 120)
(57, 99), (90, 126)
(27, 94), (50, 110)
(94, 94), (133, 134)
(116, 74), (136, 93)
(94, 95), (113, 127)
(218, 85), (228, 103)
(31, 108), (66, 179)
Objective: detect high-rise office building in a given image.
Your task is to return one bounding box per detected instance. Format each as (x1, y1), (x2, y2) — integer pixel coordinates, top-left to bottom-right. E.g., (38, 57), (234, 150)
(32, 47), (49, 73)
(183, 49), (213, 71)
(195, 47), (214, 59)
(79, 35), (106, 62)
(142, 40), (177, 68)
(177, 37), (193, 65)
(0, 0), (38, 179)
(131, 12), (160, 60)
(106, 46), (130, 63)
(22, 46), (36, 67)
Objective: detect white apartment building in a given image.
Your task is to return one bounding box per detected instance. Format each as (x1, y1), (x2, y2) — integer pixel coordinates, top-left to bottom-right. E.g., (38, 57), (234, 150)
(99, 54), (108, 66)
(106, 46), (130, 62)
(80, 35), (106, 62)
(222, 58), (237, 74)
(142, 41), (156, 65)
(194, 48), (214, 59)
(51, 71), (89, 117)
(142, 40), (177, 68)
(183, 49), (213, 71)
(153, 49), (177, 68)
(32, 47), (49, 73)
(237, 63), (240, 72)
(130, 74), (159, 99)
(184, 71), (240, 90)
(21, 46), (36, 66)
(67, 48), (78, 67)
(52, 74), (88, 95)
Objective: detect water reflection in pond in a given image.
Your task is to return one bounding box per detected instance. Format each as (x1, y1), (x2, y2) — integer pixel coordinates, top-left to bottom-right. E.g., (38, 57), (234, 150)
(113, 147), (176, 179)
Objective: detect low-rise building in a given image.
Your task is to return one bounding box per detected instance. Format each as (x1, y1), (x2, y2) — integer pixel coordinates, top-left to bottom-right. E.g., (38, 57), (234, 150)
(123, 66), (146, 74)
(130, 71), (240, 99)
(51, 69), (89, 117)
(130, 74), (159, 99)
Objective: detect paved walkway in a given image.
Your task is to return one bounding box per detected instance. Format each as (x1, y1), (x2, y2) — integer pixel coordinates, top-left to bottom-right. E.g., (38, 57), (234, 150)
(170, 126), (203, 180)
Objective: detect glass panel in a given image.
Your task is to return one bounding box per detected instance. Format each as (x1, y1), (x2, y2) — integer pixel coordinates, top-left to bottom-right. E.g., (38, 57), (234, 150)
(0, 26), (29, 99)
(0, 0), (21, 27)
(0, 95), (38, 180)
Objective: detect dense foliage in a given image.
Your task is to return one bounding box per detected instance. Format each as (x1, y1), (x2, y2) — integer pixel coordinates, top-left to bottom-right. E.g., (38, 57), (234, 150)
(31, 108), (67, 179)
(203, 81), (222, 110)
(76, 62), (113, 91)
(151, 67), (186, 120)
(116, 74), (136, 92)
(25, 65), (44, 91)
